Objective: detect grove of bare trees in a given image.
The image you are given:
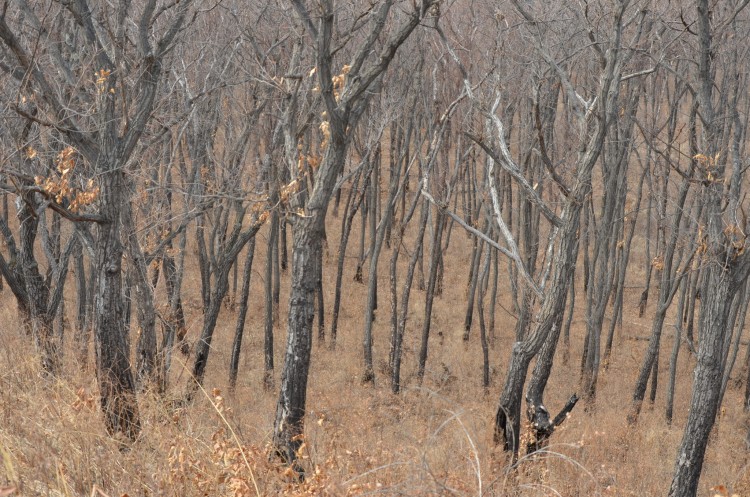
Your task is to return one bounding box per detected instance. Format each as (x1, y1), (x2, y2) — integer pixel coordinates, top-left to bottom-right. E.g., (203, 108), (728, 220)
(2, 1), (750, 496)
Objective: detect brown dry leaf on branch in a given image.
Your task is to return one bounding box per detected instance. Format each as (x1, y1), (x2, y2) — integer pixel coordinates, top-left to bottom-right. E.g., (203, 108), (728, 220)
(34, 147), (100, 212)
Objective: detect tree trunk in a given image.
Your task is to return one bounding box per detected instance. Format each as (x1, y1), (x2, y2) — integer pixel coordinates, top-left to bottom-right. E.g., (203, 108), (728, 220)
(416, 209), (446, 383)
(264, 211), (279, 390)
(160, 230), (189, 393)
(272, 0), (435, 471)
(123, 201), (158, 389)
(229, 238), (256, 392)
(196, 215), (211, 312)
(273, 215), (282, 321)
(18, 193), (58, 376)
(666, 279), (689, 425)
(494, 0), (623, 450)
(488, 243), (499, 347)
(191, 259), (232, 390)
(93, 160), (140, 441)
(669, 2), (750, 493)
(363, 141), (401, 383)
(391, 197), (429, 393)
(495, 204), (583, 453)
(74, 242), (90, 369)
(477, 240), (491, 389)
(190, 208), (259, 393)
(463, 220), (484, 341)
(605, 166), (647, 361)
(330, 167), (367, 348)
(668, 260), (740, 496)
(273, 214), (322, 467)
(719, 282), (748, 408)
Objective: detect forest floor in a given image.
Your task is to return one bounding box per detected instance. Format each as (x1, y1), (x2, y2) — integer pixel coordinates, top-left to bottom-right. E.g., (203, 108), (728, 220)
(2, 207), (750, 496)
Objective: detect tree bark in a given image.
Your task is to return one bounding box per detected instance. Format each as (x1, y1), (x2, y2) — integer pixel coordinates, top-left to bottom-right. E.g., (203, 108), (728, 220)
(18, 193), (59, 376)
(274, 0), (436, 471)
(264, 211), (279, 390)
(123, 200), (158, 389)
(669, 2), (750, 493)
(391, 197), (429, 393)
(273, 213), (323, 467)
(363, 140), (401, 383)
(329, 165), (368, 348)
(94, 157), (140, 441)
(495, 0), (625, 455)
(416, 208), (446, 384)
(73, 241), (90, 369)
(229, 238), (256, 392)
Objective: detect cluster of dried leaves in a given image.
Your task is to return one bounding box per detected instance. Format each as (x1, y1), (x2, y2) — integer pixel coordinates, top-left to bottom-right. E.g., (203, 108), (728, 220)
(33, 147), (100, 212)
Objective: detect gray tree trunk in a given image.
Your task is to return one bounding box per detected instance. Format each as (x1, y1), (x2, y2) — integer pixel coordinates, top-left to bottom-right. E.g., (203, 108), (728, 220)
(123, 199), (158, 389)
(363, 140), (402, 383)
(329, 164), (368, 348)
(416, 209), (446, 383)
(264, 210), (279, 390)
(229, 238), (256, 392)
(94, 155), (140, 441)
(669, 1), (750, 493)
(495, 0), (626, 455)
(274, 1), (435, 471)
(390, 198), (429, 393)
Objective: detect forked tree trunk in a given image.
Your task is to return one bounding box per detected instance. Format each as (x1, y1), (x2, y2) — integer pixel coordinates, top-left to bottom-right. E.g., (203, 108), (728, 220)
(388, 176), (425, 393)
(495, 203), (583, 454)
(190, 211), (260, 393)
(273, 0), (435, 471)
(495, 0), (624, 454)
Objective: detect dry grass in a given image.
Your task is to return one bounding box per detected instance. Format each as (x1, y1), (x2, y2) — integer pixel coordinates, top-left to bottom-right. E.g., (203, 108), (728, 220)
(1, 214), (750, 497)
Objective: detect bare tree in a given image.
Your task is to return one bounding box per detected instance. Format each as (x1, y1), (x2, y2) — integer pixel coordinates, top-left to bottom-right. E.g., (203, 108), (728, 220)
(0, 0), (195, 440)
(274, 0), (437, 471)
(669, 2), (750, 495)
(450, 0), (635, 456)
